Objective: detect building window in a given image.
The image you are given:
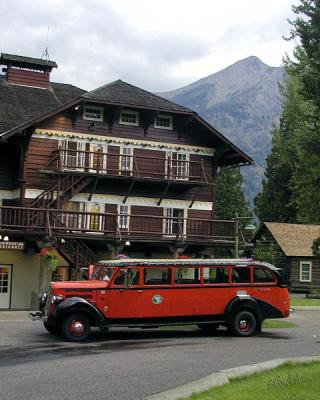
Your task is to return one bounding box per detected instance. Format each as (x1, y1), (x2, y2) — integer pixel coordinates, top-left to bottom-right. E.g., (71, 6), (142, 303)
(168, 152), (189, 180)
(119, 205), (130, 229)
(83, 105), (104, 121)
(120, 147), (133, 172)
(154, 115), (173, 130)
(60, 140), (85, 170)
(120, 110), (139, 126)
(164, 208), (184, 236)
(299, 261), (312, 282)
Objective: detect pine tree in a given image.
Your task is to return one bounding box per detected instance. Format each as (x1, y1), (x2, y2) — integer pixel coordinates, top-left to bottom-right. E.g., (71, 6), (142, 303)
(255, 0), (320, 223)
(215, 166), (251, 220)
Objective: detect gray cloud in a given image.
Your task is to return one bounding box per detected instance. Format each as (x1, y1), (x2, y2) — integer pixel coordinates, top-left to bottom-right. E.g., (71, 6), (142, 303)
(0, 0), (293, 92)
(0, 0), (211, 91)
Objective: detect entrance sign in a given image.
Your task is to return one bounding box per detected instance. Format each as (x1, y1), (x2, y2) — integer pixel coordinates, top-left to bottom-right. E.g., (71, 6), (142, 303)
(0, 242), (25, 250)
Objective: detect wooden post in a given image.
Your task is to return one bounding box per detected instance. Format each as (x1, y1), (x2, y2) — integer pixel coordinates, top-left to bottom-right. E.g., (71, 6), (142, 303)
(234, 213), (239, 259)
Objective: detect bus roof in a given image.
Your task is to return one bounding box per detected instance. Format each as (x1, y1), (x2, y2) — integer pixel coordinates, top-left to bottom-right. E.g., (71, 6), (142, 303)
(96, 258), (279, 271)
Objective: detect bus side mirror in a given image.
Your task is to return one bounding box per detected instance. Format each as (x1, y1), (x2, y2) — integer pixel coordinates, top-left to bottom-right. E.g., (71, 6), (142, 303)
(123, 270), (131, 289)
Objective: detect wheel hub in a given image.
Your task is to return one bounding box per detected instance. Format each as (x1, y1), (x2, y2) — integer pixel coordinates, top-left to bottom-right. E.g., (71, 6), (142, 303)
(239, 319), (249, 332)
(70, 320), (85, 336)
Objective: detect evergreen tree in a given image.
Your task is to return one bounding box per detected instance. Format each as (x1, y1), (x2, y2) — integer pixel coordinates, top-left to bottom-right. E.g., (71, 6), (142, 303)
(287, 0), (320, 223)
(255, 0), (320, 223)
(215, 166), (251, 220)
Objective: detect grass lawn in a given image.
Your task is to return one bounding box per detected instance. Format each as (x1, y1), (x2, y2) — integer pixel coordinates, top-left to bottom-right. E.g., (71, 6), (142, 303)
(262, 320), (296, 328)
(185, 362), (320, 400)
(290, 298), (320, 306)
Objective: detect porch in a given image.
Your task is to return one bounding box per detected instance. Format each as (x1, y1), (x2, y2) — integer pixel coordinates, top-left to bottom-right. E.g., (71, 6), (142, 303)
(0, 206), (238, 246)
(42, 148), (212, 185)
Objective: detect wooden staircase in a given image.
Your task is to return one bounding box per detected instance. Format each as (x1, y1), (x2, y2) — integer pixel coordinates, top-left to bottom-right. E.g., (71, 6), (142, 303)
(57, 238), (99, 276)
(30, 175), (94, 209)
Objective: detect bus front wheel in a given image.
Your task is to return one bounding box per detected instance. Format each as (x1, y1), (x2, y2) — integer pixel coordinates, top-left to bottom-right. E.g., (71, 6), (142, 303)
(231, 310), (257, 337)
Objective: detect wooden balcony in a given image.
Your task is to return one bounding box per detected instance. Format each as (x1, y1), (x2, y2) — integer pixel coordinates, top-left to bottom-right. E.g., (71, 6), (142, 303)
(0, 206), (236, 245)
(42, 149), (212, 185)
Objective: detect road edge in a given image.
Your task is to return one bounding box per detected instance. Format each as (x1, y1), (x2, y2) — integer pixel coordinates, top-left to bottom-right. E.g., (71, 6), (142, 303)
(145, 356), (320, 400)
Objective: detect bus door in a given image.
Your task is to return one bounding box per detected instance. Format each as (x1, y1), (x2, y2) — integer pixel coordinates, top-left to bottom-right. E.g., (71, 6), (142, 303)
(99, 268), (142, 319)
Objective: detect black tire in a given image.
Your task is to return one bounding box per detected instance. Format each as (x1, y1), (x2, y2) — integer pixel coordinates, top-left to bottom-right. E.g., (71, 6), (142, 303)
(43, 322), (61, 334)
(198, 323), (219, 335)
(231, 310), (257, 337)
(61, 313), (91, 342)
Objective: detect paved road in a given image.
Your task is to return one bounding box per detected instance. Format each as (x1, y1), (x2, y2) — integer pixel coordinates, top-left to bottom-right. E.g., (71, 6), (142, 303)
(0, 311), (319, 400)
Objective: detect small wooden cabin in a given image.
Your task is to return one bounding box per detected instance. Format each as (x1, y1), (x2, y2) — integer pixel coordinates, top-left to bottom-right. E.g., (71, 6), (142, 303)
(253, 222), (320, 292)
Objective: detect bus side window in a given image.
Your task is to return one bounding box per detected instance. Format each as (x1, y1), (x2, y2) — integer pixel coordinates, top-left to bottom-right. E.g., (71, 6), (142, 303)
(253, 267), (276, 283)
(114, 268), (140, 286)
(174, 267), (200, 284)
(232, 267), (250, 284)
(144, 267), (171, 285)
(203, 267), (228, 284)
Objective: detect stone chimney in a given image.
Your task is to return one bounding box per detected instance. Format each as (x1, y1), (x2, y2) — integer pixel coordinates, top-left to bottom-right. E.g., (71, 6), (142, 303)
(0, 53), (58, 89)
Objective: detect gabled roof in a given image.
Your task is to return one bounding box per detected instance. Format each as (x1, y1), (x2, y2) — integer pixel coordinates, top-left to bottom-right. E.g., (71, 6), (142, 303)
(263, 222), (320, 257)
(82, 79), (191, 113)
(0, 75), (252, 166)
(0, 75), (85, 135)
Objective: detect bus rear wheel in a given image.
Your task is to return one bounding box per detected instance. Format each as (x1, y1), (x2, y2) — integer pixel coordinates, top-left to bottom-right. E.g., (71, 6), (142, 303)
(231, 310), (257, 337)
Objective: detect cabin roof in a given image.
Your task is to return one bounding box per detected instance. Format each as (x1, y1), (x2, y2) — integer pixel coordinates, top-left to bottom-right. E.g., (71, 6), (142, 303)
(96, 258), (278, 270)
(82, 79), (191, 113)
(263, 222), (320, 257)
(0, 74), (85, 135)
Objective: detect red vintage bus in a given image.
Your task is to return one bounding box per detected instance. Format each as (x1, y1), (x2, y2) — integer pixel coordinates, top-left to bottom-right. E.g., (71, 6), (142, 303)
(30, 259), (290, 341)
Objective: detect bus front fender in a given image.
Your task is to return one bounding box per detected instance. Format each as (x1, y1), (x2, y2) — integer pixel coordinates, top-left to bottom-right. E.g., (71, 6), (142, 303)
(55, 297), (106, 326)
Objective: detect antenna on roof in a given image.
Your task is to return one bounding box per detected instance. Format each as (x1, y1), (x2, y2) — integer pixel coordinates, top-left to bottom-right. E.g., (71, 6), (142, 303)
(41, 26), (51, 61)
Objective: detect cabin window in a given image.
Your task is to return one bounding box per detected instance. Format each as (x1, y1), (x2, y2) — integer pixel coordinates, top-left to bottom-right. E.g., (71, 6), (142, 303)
(231, 267), (251, 284)
(253, 267), (276, 283)
(120, 110), (139, 126)
(174, 267), (200, 284)
(144, 267), (171, 285)
(299, 261), (312, 282)
(83, 105), (104, 121)
(120, 147), (133, 172)
(118, 205), (130, 229)
(203, 267), (229, 284)
(154, 115), (173, 130)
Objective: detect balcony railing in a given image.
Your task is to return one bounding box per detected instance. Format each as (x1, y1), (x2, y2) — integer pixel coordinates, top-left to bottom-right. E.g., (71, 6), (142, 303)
(43, 149), (212, 184)
(0, 206), (235, 243)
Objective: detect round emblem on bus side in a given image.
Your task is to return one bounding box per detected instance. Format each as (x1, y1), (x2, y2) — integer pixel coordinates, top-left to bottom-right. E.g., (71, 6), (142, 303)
(152, 295), (163, 305)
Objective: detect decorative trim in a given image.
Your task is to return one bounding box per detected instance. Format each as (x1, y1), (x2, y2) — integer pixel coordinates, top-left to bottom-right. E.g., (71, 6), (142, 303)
(34, 129), (215, 156)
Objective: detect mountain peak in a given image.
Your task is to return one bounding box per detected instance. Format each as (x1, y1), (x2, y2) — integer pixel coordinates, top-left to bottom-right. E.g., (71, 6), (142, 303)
(159, 56), (284, 208)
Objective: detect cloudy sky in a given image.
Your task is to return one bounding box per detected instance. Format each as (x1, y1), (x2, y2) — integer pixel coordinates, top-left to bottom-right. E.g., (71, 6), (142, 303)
(0, 0), (299, 92)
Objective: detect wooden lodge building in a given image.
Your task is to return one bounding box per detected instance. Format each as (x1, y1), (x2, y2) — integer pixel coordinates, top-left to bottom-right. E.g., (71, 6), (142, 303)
(0, 53), (252, 309)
